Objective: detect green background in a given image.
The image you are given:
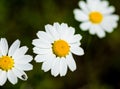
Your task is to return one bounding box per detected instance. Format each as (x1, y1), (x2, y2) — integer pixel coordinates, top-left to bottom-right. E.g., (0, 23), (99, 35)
(0, 0), (120, 89)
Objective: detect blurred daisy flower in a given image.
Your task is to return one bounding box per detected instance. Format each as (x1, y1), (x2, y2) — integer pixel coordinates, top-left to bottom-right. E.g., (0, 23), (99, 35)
(73, 0), (119, 38)
(32, 23), (84, 77)
(0, 38), (33, 86)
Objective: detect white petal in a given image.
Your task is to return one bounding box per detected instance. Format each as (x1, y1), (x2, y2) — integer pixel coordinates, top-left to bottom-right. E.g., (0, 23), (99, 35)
(87, 0), (100, 11)
(68, 27), (75, 36)
(100, 1), (109, 8)
(32, 39), (51, 48)
(89, 25), (98, 35)
(63, 27), (75, 42)
(68, 34), (82, 44)
(0, 38), (8, 56)
(33, 47), (52, 55)
(15, 55), (33, 64)
(7, 70), (18, 85)
(65, 53), (76, 71)
(101, 15), (119, 33)
(15, 63), (33, 71)
(0, 51), (2, 56)
(13, 46), (28, 59)
(96, 26), (106, 38)
(45, 24), (59, 40)
(103, 6), (115, 15)
(60, 58), (67, 76)
(78, 1), (89, 14)
(37, 31), (52, 43)
(8, 40), (20, 56)
(51, 58), (60, 77)
(100, 22), (113, 33)
(80, 22), (91, 31)
(41, 58), (53, 72)
(71, 46), (84, 56)
(70, 42), (81, 47)
(12, 68), (28, 81)
(35, 54), (55, 62)
(106, 15), (119, 21)
(35, 55), (47, 62)
(73, 9), (88, 22)
(0, 71), (7, 86)
(57, 23), (68, 39)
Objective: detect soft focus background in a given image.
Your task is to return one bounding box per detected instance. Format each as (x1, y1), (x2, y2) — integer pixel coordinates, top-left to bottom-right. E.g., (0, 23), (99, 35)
(0, 0), (120, 89)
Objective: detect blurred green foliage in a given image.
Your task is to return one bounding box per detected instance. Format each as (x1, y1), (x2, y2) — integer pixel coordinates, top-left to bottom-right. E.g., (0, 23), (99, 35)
(0, 0), (120, 89)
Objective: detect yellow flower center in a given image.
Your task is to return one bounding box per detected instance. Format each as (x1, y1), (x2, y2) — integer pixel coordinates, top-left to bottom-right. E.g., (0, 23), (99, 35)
(89, 12), (103, 24)
(52, 40), (70, 57)
(0, 56), (14, 71)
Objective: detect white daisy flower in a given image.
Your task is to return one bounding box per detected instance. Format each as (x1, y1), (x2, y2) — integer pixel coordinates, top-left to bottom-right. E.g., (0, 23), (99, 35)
(32, 23), (84, 77)
(73, 0), (119, 38)
(0, 38), (33, 86)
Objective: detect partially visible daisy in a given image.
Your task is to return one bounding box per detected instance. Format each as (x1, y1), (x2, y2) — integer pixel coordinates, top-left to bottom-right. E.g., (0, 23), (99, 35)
(73, 0), (119, 38)
(32, 22), (84, 77)
(0, 38), (33, 86)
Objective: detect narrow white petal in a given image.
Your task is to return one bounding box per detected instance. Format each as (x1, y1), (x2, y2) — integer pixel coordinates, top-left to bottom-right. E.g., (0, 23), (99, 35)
(33, 47), (52, 55)
(35, 54), (55, 62)
(41, 58), (53, 72)
(35, 55), (47, 62)
(78, 1), (89, 14)
(0, 51), (2, 56)
(65, 53), (76, 71)
(64, 27), (75, 42)
(57, 23), (68, 39)
(32, 39), (51, 48)
(107, 15), (119, 21)
(13, 46), (28, 59)
(100, 1), (109, 8)
(80, 22), (91, 31)
(60, 58), (67, 77)
(15, 55), (33, 64)
(0, 71), (7, 86)
(15, 63), (33, 71)
(0, 38), (8, 56)
(7, 70), (18, 85)
(100, 21), (113, 33)
(45, 24), (59, 40)
(54, 23), (61, 34)
(37, 31), (52, 43)
(96, 26), (106, 38)
(8, 40), (20, 56)
(70, 42), (81, 47)
(71, 46), (84, 56)
(73, 9), (88, 22)
(103, 6), (115, 15)
(51, 58), (60, 77)
(68, 34), (82, 44)
(101, 15), (119, 33)
(68, 27), (75, 36)
(87, 0), (100, 11)
(12, 68), (28, 81)
(89, 25), (98, 35)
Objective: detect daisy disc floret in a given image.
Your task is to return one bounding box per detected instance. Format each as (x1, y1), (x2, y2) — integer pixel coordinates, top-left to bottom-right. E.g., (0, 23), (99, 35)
(73, 0), (119, 38)
(32, 22), (84, 77)
(0, 38), (33, 86)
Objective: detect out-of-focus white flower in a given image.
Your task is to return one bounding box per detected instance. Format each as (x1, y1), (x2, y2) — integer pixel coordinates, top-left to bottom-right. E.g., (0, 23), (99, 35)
(73, 0), (119, 38)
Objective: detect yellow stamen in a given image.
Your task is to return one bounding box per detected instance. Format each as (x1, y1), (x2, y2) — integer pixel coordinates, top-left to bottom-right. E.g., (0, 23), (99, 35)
(0, 56), (14, 71)
(52, 40), (70, 57)
(89, 12), (103, 24)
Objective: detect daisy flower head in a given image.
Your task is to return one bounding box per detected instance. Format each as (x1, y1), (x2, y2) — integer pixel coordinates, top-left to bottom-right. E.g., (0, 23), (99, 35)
(73, 0), (119, 38)
(32, 22), (84, 77)
(0, 38), (33, 86)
